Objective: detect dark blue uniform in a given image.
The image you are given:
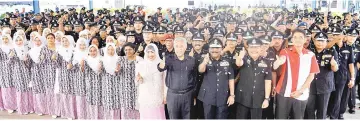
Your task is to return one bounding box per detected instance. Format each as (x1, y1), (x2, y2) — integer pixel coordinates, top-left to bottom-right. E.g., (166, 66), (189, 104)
(261, 47), (277, 119)
(348, 44), (360, 111)
(235, 56), (272, 119)
(197, 57), (234, 119)
(157, 55), (197, 119)
(191, 49), (208, 119)
(328, 42), (355, 119)
(305, 48), (338, 119)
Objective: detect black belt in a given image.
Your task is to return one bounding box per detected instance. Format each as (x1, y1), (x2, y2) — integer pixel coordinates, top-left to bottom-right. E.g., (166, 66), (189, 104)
(168, 87), (194, 94)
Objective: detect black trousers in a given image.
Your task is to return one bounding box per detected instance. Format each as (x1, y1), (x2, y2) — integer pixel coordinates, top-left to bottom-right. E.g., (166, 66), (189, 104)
(166, 90), (193, 119)
(304, 93), (331, 119)
(236, 103), (262, 119)
(329, 82), (351, 119)
(275, 94), (307, 119)
(262, 96), (275, 119)
(227, 103), (237, 119)
(190, 99), (204, 119)
(203, 103), (228, 119)
(348, 85), (356, 109)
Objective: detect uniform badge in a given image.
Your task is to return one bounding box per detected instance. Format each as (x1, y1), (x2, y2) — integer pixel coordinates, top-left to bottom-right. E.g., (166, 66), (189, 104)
(321, 61), (325, 66)
(342, 50), (350, 53)
(258, 60), (268, 67)
(355, 49), (360, 52)
(323, 54), (332, 58)
(220, 61), (230, 66)
(247, 59), (251, 65)
(201, 54), (206, 58)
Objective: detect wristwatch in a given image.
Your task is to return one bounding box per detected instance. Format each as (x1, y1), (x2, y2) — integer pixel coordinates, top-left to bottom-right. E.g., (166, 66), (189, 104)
(230, 95), (235, 98)
(265, 98), (270, 101)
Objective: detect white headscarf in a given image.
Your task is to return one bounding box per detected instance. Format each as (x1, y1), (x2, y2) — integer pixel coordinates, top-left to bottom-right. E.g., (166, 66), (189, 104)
(1, 34), (14, 54)
(13, 35), (29, 60)
(14, 30), (27, 41)
(136, 43), (161, 76)
(29, 34), (45, 63)
(102, 43), (119, 75)
(42, 28), (52, 37)
(57, 35), (75, 62)
(30, 31), (40, 41)
(54, 31), (64, 48)
(86, 45), (101, 73)
(73, 37), (89, 65)
(79, 30), (90, 40)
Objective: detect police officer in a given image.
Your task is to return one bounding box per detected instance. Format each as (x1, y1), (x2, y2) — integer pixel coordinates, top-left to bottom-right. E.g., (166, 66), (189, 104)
(329, 28), (356, 119)
(197, 38), (235, 119)
(189, 32), (207, 119)
(133, 16), (144, 45)
(235, 38), (272, 119)
(222, 32), (240, 75)
(137, 25), (154, 58)
(305, 32), (339, 119)
(153, 26), (167, 59)
(348, 33), (360, 114)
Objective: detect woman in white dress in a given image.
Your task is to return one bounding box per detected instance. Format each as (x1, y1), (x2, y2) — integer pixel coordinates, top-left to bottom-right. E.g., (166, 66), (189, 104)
(136, 43), (166, 119)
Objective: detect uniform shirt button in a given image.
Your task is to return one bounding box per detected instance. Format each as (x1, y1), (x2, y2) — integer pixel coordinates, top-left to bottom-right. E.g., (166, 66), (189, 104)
(217, 84), (219, 86)
(217, 89), (218, 91)
(217, 79), (219, 82)
(253, 86), (256, 88)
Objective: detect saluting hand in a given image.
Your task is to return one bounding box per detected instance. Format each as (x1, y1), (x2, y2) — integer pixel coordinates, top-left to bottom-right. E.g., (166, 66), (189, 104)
(273, 55), (286, 69)
(67, 63), (73, 70)
(136, 73), (143, 84)
(159, 53), (166, 69)
(115, 64), (121, 72)
(98, 62), (102, 71)
(9, 50), (15, 58)
(51, 52), (57, 61)
(237, 48), (246, 60)
(189, 48), (194, 57)
(202, 53), (210, 64)
(330, 56), (337, 66)
(138, 43), (144, 52)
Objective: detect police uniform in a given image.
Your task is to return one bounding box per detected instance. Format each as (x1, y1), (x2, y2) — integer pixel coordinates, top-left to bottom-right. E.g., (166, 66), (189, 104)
(197, 38), (234, 119)
(133, 16), (144, 45)
(153, 26), (167, 59)
(348, 34), (360, 113)
(261, 30), (285, 119)
(305, 32), (338, 119)
(329, 29), (356, 119)
(137, 25), (153, 58)
(190, 33), (207, 119)
(235, 38), (272, 119)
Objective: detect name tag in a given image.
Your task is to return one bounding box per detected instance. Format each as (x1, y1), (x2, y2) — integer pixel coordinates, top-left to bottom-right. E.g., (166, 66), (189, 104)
(342, 50), (350, 53)
(220, 61), (230, 66)
(354, 49), (360, 52)
(201, 54), (207, 58)
(258, 60), (268, 67)
(323, 54), (332, 58)
(268, 58), (275, 61)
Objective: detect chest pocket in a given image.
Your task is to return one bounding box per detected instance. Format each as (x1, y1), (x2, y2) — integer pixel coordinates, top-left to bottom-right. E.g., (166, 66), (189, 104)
(340, 49), (350, 60)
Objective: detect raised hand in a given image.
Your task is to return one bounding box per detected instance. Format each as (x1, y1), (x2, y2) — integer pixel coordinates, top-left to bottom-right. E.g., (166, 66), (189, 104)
(159, 53), (166, 69)
(330, 56), (337, 66)
(273, 55), (286, 70)
(189, 48), (194, 57)
(67, 63), (73, 70)
(202, 53), (210, 64)
(115, 64), (121, 72)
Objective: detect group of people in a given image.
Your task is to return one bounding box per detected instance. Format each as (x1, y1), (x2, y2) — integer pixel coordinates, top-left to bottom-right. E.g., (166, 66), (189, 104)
(0, 5), (359, 120)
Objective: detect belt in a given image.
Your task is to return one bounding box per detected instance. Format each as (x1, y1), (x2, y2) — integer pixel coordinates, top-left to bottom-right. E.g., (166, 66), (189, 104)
(168, 87), (194, 94)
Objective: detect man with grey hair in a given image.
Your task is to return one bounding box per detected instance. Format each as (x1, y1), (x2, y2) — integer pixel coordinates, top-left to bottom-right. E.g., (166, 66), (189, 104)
(158, 37), (198, 119)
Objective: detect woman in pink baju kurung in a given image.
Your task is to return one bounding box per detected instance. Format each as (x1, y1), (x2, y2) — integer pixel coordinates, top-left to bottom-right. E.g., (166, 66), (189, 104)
(135, 43), (166, 120)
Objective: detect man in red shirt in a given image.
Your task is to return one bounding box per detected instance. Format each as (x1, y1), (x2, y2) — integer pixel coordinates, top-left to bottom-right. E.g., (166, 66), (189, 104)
(273, 29), (320, 119)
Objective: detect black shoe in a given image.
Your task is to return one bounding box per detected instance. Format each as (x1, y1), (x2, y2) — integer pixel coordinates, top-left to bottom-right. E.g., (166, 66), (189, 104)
(349, 108), (356, 114)
(339, 115), (344, 120)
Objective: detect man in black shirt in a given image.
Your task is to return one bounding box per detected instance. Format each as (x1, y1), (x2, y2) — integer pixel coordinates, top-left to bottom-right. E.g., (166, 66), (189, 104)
(158, 37), (197, 119)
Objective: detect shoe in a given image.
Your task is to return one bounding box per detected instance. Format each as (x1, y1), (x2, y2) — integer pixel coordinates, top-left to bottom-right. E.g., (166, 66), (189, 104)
(339, 115), (344, 120)
(67, 118), (73, 120)
(52, 115), (58, 119)
(349, 108), (356, 114)
(23, 113), (29, 115)
(37, 113), (43, 116)
(29, 111), (34, 114)
(7, 110), (14, 114)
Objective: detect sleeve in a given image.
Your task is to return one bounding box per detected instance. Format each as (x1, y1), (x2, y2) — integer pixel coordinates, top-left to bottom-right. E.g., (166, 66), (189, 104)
(348, 47), (355, 64)
(265, 61), (273, 80)
(228, 64), (235, 80)
(310, 54), (320, 74)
